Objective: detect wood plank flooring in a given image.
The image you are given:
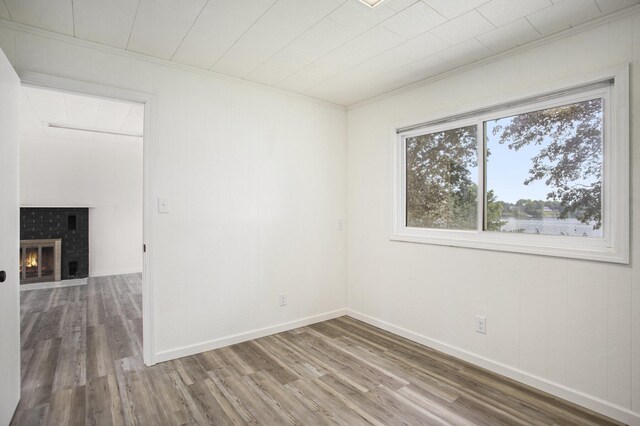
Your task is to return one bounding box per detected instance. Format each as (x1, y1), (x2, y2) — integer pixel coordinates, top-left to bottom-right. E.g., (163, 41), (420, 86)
(12, 274), (622, 425)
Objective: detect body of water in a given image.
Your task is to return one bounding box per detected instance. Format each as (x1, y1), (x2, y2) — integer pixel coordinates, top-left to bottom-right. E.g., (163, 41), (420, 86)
(497, 217), (602, 237)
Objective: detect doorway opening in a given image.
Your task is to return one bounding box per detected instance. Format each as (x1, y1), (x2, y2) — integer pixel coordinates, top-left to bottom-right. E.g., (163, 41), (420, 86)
(16, 83), (152, 416)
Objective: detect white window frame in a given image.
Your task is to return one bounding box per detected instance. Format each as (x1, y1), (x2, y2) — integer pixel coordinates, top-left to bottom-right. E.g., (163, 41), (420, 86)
(391, 65), (629, 264)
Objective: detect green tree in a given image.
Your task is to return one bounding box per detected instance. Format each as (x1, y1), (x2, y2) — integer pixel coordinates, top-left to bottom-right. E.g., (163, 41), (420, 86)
(493, 99), (603, 228)
(486, 190), (506, 231)
(406, 126), (477, 229)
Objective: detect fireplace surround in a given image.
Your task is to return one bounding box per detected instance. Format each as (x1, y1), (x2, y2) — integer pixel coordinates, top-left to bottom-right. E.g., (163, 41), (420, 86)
(20, 207), (89, 281)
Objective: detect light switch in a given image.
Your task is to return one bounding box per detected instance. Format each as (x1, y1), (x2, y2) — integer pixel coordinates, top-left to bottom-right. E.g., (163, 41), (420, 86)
(158, 198), (170, 213)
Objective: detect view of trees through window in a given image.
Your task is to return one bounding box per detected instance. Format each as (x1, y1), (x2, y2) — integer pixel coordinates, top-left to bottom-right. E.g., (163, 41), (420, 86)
(405, 98), (604, 238)
(486, 98), (603, 237)
(405, 125), (477, 230)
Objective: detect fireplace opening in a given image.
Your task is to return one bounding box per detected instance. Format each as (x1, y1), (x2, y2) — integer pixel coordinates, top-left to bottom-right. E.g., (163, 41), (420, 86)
(19, 239), (62, 284)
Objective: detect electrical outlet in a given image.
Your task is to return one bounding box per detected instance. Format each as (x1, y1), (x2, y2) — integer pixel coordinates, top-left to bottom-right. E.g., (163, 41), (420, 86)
(279, 292), (287, 306)
(475, 315), (487, 334)
(337, 219), (344, 231)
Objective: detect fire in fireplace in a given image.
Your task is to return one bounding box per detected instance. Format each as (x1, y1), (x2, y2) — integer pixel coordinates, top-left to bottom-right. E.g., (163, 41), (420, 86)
(19, 239), (62, 284)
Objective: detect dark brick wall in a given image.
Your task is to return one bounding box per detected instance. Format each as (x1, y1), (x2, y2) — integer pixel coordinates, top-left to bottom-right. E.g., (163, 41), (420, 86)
(20, 208), (89, 279)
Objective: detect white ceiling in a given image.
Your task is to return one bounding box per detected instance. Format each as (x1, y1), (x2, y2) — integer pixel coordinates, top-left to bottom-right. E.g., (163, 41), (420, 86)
(21, 85), (144, 143)
(3, 0), (638, 106)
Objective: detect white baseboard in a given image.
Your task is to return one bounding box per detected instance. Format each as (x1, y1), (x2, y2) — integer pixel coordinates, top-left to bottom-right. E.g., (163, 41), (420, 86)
(345, 309), (639, 425)
(154, 308), (348, 364)
(90, 268), (142, 278)
(20, 277), (88, 291)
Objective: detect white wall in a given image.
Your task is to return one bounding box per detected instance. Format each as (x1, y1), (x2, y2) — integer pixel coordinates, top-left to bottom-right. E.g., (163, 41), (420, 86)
(346, 13), (639, 424)
(3, 8), (636, 425)
(0, 22), (347, 362)
(20, 133), (143, 277)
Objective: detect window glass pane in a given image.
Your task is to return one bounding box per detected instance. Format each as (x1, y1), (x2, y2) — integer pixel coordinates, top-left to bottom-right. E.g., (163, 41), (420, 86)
(485, 98), (603, 237)
(406, 125), (478, 230)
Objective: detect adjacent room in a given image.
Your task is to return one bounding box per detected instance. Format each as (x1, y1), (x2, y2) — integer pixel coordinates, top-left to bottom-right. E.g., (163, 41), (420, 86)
(0, 0), (637, 425)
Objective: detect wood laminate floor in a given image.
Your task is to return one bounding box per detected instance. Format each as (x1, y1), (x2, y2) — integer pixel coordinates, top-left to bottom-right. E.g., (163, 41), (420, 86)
(12, 274), (621, 425)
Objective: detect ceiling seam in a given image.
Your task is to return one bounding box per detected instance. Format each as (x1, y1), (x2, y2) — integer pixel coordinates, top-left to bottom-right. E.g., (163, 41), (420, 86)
(125, 0), (143, 51)
(473, 7), (498, 29)
(525, 16), (543, 36)
(239, 0), (354, 80)
(594, 0), (603, 14)
(272, 0), (451, 88)
(4, 1), (636, 109)
(300, 1), (569, 96)
(347, 4), (640, 110)
(300, 10), (474, 94)
(71, 0), (76, 37)
(169, 0), (210, 61)
(3, 0), (11, 20)
(208, 0), (280, 71)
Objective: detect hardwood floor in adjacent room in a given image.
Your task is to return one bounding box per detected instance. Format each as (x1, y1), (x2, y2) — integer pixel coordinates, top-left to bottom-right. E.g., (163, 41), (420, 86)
(13, 274), (621, 425)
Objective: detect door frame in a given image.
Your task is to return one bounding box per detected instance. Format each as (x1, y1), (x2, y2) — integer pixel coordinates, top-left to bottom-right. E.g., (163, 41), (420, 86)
(18, 70), (157, 366)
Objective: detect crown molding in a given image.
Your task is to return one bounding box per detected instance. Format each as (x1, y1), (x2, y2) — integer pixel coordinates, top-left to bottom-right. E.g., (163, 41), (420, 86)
(347, 3), (640, 111)
(0, 18), (347, 111)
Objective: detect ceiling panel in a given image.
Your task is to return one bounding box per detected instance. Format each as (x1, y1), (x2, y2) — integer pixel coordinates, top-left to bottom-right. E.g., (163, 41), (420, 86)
(5, 0), (640, 106)
(122, 104), (145, 133)
(245, 0), (402, 86)
(393, 31), (449, 60)
(5, 0), (74, 35)
(596, 0), (640, 12)
(63, 92), (101, 126)
(172, 0), (277, 69)
(0, 2), (10, 20)
(476, 17), (540, 52)
(381, 2), (445, 39)
(26, 88), (67, 123)
(436, 38), (492, 67)
(280, 25), (405, 92)
(326, 0), (398, 32)
(95, 98), (133, 129)
(211, 0), (345, 77)
(384, 0), (420, 12)
(22, 86), (144, 142)
(477, 0), (552, 27)
(73, 0), (140, 49)
(527, 0), (601, 35)
(127, 0), (208, 59)
(402, 54), (451, 79)
(245, 18), (355, 86)
(424, 0), (490, 19)
(430, 10), (495, 45)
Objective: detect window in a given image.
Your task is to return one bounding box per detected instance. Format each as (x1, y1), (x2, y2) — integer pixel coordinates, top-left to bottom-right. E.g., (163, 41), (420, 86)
(393, 66), (629, 263)
(406, 125), (478, 230)
(485, 98), (603, 238)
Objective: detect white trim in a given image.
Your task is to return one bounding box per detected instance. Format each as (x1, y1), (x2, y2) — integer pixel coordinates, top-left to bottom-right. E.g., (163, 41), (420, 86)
(154, 309), (347, 363)
(89, 269), (142, 278)
(391, 65), (629, 264)
(345, 309), (640, 425)
(17, 71), (157, 366)
(20, 205), (95, 208)
(0, 18), (346, 112)
(348, 4), (640, 110)
(20, 277), (87, 291)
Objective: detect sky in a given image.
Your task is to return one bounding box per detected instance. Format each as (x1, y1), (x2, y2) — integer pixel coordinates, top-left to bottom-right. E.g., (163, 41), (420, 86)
(483, 116), (602, 204)
(484, 118), (554, 204)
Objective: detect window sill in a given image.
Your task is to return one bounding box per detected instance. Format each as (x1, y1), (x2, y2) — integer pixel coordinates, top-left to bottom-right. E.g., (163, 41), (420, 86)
(390, 229), (628, 264)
